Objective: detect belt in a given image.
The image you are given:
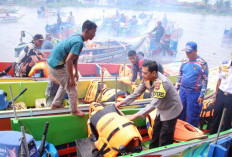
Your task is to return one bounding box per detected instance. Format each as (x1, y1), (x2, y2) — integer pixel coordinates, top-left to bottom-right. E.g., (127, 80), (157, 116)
(54, 65), (65, 69)
(220, 89), (232, 97)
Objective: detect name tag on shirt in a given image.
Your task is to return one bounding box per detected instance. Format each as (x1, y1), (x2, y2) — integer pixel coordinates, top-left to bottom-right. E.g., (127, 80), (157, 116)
(154, 81), (166, 98)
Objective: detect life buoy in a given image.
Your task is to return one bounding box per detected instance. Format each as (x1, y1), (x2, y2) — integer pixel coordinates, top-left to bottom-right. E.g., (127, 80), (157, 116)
(88, 103), (142, 157)
(146, 109), (207, 141)
(28, 61), (49, 78)
(174, 120), (207, 141)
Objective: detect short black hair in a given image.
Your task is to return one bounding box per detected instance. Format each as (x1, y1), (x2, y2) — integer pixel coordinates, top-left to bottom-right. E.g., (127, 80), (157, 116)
(138, 51), (144, 57)
(142, 60), (158, 73)
(128, 50), (136, 57)
(82, 20), (97, 32)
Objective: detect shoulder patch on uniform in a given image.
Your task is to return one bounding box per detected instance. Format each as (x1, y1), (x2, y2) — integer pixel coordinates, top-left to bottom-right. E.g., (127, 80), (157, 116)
(222, 60), (229, 64)
(154, 81), (166, 98)
(221, 60), (231, 69)
(182, 58), (189, 63)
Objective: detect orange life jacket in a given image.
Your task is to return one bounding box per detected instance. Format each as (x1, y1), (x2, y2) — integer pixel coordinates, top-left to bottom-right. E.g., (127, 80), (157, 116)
(88, 103), (142, 157)
(146, 109), (207, 141)
(199, 99), (214, 131)
(28, 61), (49, 78)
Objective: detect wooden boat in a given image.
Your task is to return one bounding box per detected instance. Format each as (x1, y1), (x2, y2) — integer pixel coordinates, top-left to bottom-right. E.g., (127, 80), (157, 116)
(13, 33), (146, 65)
(0, 67), (216, 129)
(0, 66), (222, 156)
(0, 14), (23, 23)
(148, 20), (183, 59)
(8, 108), (232, 157)
(0, 61), (133, 78)
(0, 8), (20, 14)
(96, 13), (154, 38)
(223, 28), (232, 39)
(45, 22), (79, 40)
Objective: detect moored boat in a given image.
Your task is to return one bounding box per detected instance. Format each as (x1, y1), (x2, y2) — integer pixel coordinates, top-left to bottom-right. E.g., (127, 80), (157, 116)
(223, 27), (232, 39)
(0, 8), (20, 14)
(0, 14), (23, 23)
(8, 107), (232, 157)
(45, 22), (79, 39)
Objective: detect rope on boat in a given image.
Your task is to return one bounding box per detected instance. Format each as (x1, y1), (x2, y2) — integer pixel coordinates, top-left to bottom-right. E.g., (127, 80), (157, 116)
(18, 118), (33, 136)
(30, 108), (33, 117)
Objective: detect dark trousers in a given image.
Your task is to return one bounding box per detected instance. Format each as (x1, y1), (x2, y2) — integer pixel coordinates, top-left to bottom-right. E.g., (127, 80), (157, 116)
(210, 89), (232, 134)
(149, 115), (177, 149)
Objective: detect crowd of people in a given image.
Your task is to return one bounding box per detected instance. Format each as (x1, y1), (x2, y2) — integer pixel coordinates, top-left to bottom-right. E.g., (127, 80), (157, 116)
(12, 17), (232, 149)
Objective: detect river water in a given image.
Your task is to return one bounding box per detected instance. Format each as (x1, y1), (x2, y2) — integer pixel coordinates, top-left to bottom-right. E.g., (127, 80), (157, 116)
(0, 6), (232, 68)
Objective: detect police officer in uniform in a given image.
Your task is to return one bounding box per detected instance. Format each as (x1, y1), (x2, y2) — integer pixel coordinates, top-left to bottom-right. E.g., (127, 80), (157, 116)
(210, 54), (232, 134)
(115, 60), (183, 149)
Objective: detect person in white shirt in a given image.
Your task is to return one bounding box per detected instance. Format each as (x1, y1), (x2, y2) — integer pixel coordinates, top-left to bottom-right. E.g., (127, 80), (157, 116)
(210, 54), (232, 134)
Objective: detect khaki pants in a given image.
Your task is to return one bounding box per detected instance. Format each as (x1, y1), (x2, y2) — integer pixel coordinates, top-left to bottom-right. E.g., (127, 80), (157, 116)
(48, 65), (77, 113)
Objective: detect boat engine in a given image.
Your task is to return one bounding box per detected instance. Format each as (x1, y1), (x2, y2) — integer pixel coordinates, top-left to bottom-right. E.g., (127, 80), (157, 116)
(0, 131), (39, 157)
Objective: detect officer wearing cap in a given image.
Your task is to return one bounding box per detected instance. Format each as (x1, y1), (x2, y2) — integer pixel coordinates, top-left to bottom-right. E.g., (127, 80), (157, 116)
(15, 34), (44, 77)
(210, 52), (232, 134)
(175, 41), (208, 127)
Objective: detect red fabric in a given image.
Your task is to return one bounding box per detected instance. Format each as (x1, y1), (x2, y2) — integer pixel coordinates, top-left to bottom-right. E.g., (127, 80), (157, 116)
(78, 64), (98, 76)
(100, 64), (120, 74)
(138, 59), (144, 68)
(0, 61), (14, 76)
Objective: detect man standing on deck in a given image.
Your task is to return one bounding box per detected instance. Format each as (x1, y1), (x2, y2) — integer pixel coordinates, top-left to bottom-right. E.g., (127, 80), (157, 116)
(210, 53), (232, 134)
(47, 20), (97, 116)
(115, 60), (183, 149)
(175, 41), (208, 127)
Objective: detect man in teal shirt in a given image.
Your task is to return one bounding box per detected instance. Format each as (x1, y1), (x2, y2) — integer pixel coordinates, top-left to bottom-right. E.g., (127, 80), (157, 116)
(47, 20), (97, 116)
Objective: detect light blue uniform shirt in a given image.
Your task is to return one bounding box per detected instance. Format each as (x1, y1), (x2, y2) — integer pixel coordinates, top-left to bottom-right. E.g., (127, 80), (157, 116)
(47, 35), (83, 68)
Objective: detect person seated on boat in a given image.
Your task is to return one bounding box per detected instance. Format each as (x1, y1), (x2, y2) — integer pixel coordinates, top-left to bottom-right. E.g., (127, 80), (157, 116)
(37, 5), (45, 17)
(175, 41), (208, 128)
(210, 54), (232, 135)
(41, 33), (53, 50)
(150, 21), (165, 44)
(66, 11), (75, 25)
(119, 13), (127, 23)
(47, 20), (97, 117)
(128, 50), (164, 84)
(130, 15), (138, 26)
(14, 34), (44, 77)
(115, 60), (183, 149)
